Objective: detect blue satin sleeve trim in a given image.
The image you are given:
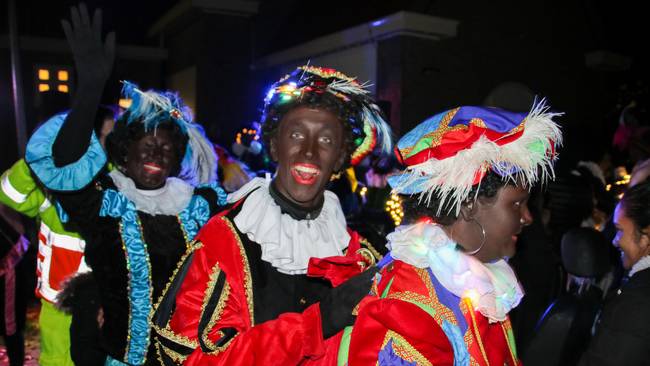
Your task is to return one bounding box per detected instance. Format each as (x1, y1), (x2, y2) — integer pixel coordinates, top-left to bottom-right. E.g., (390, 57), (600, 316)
(104, 355), (127, 365)
(441, 319), (470, 366)
(179, 195), (209, 241)
(377, 253), (394, 269)
(378, 339), (416, 366)
(100, 189), (130, 218)
(25, 113), (107, 192)
(100, 189), (152, 364)
(178, 183), (227, 240)
(120, 200), (152, 365)
(55, 201), (69, 223)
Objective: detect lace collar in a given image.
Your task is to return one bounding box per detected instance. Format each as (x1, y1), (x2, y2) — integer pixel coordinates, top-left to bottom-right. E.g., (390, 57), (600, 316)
(387, 222), (524, 323)
(108, 170), (194, 216)
(228, 177), (350, 275)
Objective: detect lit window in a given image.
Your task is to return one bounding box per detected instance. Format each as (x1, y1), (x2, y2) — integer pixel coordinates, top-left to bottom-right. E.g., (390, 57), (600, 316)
(58, 70), (69, 81)
(119, 98), (133, 109)
(38, 69), (50, 80)
(58, 84), (69, 93)
(39, 83), (50, 92)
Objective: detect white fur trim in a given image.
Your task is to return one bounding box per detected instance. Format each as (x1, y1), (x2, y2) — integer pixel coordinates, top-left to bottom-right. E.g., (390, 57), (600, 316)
(393, 99), (563, 215)
(388, 222), (523, 322)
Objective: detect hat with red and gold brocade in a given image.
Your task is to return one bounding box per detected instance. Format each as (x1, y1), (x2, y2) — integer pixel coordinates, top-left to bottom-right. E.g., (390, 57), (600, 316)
(262, 65), (392, 165)
(388, 100), (563, 214)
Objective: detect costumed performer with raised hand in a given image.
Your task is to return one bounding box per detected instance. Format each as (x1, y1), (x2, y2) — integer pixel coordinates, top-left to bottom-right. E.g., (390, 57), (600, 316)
(24, 4), (226, 365)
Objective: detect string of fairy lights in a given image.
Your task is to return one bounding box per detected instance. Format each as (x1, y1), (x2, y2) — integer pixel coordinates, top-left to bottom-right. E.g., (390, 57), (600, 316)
(606, 174), (631, 199)
(236, 127), (260, 145)
(385, 193), (404, 226)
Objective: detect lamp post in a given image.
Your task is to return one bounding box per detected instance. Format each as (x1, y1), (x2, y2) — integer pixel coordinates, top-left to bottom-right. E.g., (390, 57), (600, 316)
(8, 0), (27, 156)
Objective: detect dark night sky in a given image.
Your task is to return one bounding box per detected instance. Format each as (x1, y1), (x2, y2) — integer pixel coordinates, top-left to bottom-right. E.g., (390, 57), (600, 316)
(1, 0), (647, 169)
(3, 0), (646, 65)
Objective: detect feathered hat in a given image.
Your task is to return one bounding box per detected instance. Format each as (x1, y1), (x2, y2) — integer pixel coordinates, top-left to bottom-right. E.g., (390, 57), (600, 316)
(262, 65), (392, 165)
(119, 81), (217, 185)
(388, 100), (563, 214)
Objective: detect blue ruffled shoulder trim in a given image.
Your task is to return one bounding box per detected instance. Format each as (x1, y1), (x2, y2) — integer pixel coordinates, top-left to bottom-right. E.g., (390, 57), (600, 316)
(99, 189), (130, 218)
(179, 195), (210, 241)
(25, 113), (107, 192)
(178, 182), (227, 241)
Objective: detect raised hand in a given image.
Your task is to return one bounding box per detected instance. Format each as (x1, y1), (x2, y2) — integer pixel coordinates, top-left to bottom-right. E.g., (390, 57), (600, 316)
(61, 3), (115, 86)
(52, 4), (115, 166)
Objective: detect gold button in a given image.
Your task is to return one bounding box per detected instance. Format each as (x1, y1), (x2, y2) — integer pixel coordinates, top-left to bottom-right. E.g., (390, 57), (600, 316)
(299, 297), (307, 305)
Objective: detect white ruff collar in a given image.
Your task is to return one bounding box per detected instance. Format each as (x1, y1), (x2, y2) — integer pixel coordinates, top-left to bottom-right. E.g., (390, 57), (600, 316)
(109, 170), (194, 215)
(228, 177), (350, 275)
(387, 222), (524, 322)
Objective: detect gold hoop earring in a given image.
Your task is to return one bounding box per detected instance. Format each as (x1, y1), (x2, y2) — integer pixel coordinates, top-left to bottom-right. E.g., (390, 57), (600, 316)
(330, 171), (342, 181)
(465, 218), (486, 256)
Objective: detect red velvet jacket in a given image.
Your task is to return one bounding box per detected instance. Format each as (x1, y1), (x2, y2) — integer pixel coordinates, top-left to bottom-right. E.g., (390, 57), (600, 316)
(338, 259), (521, 366)
(152, 201), (375, 366)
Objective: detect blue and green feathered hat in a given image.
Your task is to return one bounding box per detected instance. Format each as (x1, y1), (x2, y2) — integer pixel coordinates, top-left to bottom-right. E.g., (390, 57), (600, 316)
(119, 81), (217, 185)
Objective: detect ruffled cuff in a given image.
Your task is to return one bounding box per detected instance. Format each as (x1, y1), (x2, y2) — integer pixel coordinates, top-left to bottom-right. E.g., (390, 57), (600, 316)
(25, 113), (106, 191)
(302, 303), (326, 359)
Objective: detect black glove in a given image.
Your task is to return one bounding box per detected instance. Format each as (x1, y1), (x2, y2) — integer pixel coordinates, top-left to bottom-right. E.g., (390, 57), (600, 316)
(54, 4), (115, 167)
(319, 266), (378, 339)
(61, 4), (115, 87)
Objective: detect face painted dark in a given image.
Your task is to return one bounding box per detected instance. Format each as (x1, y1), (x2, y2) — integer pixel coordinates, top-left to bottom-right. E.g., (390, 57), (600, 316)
(270, 106), (346, 208)
(125, 128), (180, 190)
(472, 184), (532, 262)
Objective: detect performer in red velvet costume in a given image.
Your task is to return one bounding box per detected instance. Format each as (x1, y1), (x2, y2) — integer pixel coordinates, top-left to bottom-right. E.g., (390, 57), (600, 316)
(152, 66), (392, 365)
(338, 103), (563, 365)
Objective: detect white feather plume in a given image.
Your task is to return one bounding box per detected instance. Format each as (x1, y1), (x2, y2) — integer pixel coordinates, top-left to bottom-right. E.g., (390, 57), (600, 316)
(392, 99), (563, 215)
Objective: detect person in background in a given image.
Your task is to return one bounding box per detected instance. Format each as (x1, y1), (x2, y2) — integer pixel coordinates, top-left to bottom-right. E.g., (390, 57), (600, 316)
(0, 205), (29, 366)
(573, 143), (616, 230)
(629, 158), (650, 187)
(579, 178), (650, 365)
(508, 186), (563, 352)
(0, 104), (114, 366)
(213, 144), (255, 193)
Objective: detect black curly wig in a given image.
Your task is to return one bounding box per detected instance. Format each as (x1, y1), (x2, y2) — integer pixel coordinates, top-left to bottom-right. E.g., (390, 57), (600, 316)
(401, 170), (517, 225)
(259, 66), (391, 170)
(262, 91), (362, 168)
(104, 112), (188, 177)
